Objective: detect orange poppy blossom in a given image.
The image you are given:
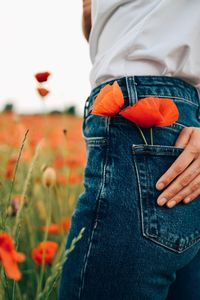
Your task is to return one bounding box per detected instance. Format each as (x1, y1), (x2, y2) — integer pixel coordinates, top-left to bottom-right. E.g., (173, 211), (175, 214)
(0, 232), (26, 280)
(37, 87), (50, 97)
(40, 218), (71, 234)
(68, 171), (83, 185)
(91, 81), (179, 143)
(5, 155), (18, 179)
(32, 241), (58, 265)
(91, 81), (124, 116)
(35, 72), (51, 83)
(61, 218), (71, 231)
(57, 174), (68, 185)
(40, 224), (60, 234)
(119, 97), (179, 127)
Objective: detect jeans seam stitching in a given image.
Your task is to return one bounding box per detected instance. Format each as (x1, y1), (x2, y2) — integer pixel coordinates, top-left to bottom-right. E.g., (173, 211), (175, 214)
(78, 118), (110, 299)
(132, 155), (146, 246)
(138, 94), (198, 107)
(195, 87), (200, 119)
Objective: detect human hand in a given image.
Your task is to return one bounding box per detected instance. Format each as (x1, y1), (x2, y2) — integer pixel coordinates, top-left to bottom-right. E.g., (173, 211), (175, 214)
(156, 127), (200, 208)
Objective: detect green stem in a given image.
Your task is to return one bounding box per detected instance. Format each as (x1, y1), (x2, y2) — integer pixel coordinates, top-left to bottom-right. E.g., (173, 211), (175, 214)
(36, 187), (52, 299)
(3, 129), (29, 229)
(150, 127), (154, 145)
(41, 98), (49, 140)
(135, 124), (148, 145)
(13, 141), (41, 237)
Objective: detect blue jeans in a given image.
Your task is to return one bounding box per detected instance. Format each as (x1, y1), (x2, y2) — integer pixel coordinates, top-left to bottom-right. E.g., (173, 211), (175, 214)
(58, 76), (200, 300)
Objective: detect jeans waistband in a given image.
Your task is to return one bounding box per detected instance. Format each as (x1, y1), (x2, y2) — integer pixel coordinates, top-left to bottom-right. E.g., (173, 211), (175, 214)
(84, 76), (200, 119)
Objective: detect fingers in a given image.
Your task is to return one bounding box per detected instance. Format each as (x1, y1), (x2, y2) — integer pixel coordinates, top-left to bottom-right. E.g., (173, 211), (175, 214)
(158, 160), (200, 207)
(166, 174), (200, 207)
(156, 127), (200, 191)
(155, 127), (200, 208)
(155, 147), (195, 191)
(174, 126), (194, 148)
(157, 157), (200, 206)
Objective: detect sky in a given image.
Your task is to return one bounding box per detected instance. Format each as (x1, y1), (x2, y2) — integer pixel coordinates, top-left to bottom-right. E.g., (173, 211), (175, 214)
(0, 0), (92, 117)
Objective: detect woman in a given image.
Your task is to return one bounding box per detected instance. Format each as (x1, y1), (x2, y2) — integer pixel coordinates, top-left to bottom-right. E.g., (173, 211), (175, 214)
(59, 1), (200, 299)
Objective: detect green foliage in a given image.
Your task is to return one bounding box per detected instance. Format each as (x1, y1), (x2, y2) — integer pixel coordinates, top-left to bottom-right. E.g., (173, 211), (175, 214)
(0, 127), (85, 299)
(3, 103), (14, 112)
(64, 106), (76, 115)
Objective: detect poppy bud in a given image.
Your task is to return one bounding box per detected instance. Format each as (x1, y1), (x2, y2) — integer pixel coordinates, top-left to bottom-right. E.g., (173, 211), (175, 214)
(7, 196), (22, 216)
(63, 128), (67, 136)
(42, 167), (57, 188)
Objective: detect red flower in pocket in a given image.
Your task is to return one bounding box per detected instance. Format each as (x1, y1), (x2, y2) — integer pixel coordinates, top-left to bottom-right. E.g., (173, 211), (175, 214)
(90, 80), (179, 144)
(91, 81), (124, 116)
(119, 97), (179, 128)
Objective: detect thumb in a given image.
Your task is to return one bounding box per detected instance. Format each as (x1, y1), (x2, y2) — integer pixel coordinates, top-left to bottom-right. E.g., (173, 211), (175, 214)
(174, 127), (194, 148)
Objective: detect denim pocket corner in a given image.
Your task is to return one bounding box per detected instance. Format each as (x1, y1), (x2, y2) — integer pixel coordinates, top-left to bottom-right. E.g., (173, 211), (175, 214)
(132, 144), (200, 253)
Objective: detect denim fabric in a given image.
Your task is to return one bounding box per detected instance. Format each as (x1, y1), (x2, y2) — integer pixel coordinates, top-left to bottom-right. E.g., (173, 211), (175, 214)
(58, 75), (200, 300)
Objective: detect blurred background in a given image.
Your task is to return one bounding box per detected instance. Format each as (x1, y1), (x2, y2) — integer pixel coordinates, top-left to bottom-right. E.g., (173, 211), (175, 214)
(0, 2), (91, 298)
(0, 0), (92, 116)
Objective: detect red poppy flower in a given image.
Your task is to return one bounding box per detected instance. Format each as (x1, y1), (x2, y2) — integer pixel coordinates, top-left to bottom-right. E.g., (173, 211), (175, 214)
(0, 232), (26, 280)
(61, 218), (71, 232)
(119, 97), (179, 127)
(90, 80), (180, 138)
(91, 81), (124, 116)
(40, 224), (60, 234)
(35, 72), (51, 83)
(37, 87), (50, 97)
(5, 156), (18, 179)
(40, 218), (71, 234)
(32, 241), (58, 265)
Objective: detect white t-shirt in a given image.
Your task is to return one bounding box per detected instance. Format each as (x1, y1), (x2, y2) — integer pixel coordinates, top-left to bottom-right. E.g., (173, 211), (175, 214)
(89, 0), (200, 91)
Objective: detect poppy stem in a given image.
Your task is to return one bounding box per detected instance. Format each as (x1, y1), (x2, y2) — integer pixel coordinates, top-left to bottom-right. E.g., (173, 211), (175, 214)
(36, 187), (52, 298)
(150, 128), (154, 145)
(135, 125), (148, 145)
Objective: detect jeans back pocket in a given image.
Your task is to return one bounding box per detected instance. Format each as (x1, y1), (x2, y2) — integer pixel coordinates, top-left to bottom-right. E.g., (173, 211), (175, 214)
(132, 144), (200, 253)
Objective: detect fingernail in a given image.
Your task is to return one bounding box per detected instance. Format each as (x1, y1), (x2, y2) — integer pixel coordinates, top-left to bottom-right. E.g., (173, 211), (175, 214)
(156, 182), (165, 190)
(167, 200), (176, 208)
(157, 197), (167, 206)
(184, 197), (191, 203)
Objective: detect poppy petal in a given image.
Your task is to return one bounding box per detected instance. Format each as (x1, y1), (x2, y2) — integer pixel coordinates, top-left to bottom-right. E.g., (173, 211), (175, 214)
(91, 91), (115, 116)
(12, 251), (26, 262)
(0, 249), (22, 281)
(91, 84), (112, 113)
(119, 105), (162, 127)
(119, 97), (179, 128)
(112, 81), (125, 108)
(119, 97), (162, 127)
(91, 81), (124, 116)
(157, 98), (179, 126)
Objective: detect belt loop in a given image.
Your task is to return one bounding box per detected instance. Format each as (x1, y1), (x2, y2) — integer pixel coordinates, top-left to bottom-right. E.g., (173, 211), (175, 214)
(84, 96), (90, 119)
(195, 87), (200, 120)
(125, 76), (138, 106)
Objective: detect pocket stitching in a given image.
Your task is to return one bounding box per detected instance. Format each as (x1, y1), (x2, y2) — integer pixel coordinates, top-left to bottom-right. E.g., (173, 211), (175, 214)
(132, 144), (184, 156)
(110, 116), (186, 132)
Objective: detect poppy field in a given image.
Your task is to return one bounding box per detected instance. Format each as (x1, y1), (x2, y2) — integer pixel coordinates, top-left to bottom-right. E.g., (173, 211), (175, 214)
(0, 109), (86, 299)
